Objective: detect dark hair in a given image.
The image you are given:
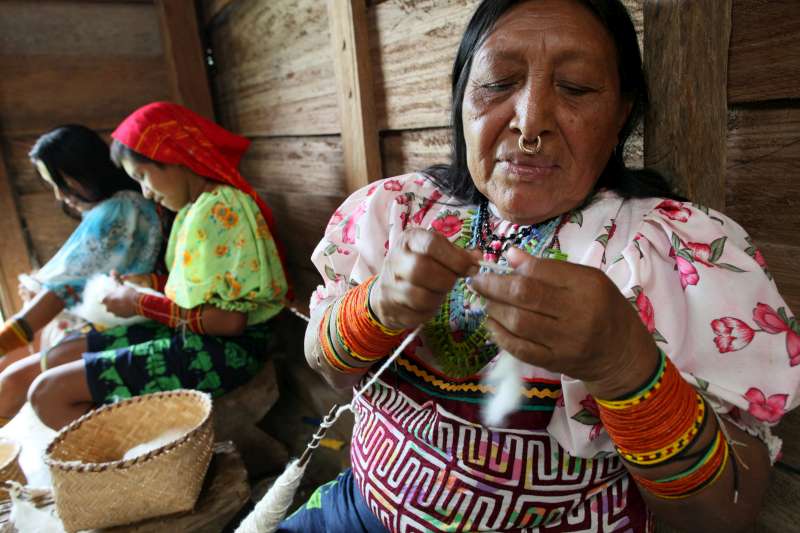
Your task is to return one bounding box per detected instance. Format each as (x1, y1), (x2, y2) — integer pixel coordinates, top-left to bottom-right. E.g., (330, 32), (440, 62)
(29, 125), (140, 203)
(425, 0), (682, 203)
(109, 139), (165, 169)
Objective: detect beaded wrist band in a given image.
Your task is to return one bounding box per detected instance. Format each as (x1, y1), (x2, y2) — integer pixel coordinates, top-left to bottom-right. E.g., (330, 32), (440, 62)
(318, 276), (407, 374)
(633, 428), (730, 499)
(137, 293), (204, 334)
(597, 351), (706, 467)
(0, 316), (34, 355)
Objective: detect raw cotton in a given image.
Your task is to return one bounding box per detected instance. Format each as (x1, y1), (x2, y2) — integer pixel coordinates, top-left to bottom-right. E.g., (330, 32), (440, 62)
(8, 482), (65, 533)
(481, 351), (525, 427)
(122, 428), (189, 460)
(70, 274), (154, 329)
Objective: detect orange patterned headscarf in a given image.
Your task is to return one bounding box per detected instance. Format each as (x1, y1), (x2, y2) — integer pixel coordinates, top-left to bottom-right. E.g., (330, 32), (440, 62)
(112, 102), (291, 295)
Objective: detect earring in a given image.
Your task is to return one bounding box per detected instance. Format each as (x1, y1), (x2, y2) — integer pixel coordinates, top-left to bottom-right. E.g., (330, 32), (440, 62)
(518, 135), (542, 155)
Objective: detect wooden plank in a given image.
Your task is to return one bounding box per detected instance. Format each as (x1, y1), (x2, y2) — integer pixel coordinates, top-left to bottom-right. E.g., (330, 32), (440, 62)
(209, 0), (339, 136)
(199, 0), (237, 27)
(729, 0), (800, 104)
(369, 0), (478, 131)
(758, 242), (800, 323)
(18, 191), (80, 265)
(726, 105), (800, 245)
(241, 136), (345, 197)
(3, 136), (48, 196)
(328, 0), (382, 192)
(260, 191), (344, 271)
(0, 55), (169, 136)
(0, 1), (162, 57)
(382, 127), (451, 178)
(0, 150), (33, 316)
(156, 0), (215, 119)
(643, 0), (732, 210)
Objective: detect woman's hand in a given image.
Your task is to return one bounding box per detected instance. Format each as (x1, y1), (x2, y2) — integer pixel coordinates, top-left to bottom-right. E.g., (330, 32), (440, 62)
(468, 247), (658, 399)
(18, 283), (37, 303)
(102, 285), (140, 318)
(370, 229), (480, 331)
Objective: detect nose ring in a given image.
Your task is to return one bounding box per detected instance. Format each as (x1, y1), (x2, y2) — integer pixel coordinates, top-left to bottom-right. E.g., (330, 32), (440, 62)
(518, 135), (542, 155)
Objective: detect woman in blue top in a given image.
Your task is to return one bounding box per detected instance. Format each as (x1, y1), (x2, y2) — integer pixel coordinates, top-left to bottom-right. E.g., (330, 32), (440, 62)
(0, 125), (166, 427)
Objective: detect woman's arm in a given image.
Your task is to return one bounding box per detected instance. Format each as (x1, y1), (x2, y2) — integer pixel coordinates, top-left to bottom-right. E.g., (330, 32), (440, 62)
(304, 299), (367, 391)
(17, 289), (65, 333)
(103, 285), (247, 337)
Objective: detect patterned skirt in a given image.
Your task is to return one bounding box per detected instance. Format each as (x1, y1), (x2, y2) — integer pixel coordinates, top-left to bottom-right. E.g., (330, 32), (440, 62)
(83, 321), (273, 405)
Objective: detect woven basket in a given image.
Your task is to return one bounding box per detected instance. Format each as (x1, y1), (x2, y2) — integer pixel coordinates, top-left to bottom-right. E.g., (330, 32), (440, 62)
(44, 389), (214, 532)
(0, 438), (26, 500)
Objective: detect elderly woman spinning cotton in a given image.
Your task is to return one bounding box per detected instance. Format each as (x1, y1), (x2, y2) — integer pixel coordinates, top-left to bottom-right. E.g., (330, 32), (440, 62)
(285, 0), (798, 531)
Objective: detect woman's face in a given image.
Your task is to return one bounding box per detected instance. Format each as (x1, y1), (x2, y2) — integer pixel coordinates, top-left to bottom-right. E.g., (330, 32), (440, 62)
(462, 0), (631, 224)
(120, 158), (194, 212)
(34, 160), (95, 213)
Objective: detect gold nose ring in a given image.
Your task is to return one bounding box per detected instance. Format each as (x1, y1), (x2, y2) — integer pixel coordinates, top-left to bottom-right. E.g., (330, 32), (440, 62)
(518, 135), (542, 155)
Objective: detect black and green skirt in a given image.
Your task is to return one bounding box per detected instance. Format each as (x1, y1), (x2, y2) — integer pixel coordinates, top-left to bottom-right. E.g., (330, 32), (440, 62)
(83, 321), (273, 405)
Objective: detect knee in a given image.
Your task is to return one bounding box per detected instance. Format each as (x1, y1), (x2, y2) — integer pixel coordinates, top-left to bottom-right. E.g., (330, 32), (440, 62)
(0, 365), (31, 401)
(28, 371), (58, 419)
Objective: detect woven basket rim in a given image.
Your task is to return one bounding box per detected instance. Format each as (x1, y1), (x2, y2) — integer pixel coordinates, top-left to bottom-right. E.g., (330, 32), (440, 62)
(0, 438), (21, 471)
(44, 389), (212, 472)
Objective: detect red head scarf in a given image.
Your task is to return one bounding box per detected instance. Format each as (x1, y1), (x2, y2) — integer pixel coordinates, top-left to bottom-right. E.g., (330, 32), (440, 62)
(112, 101), (291, 297)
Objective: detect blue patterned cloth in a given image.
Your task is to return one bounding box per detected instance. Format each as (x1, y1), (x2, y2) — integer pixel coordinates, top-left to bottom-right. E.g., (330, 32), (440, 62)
(33, 191), (163, 307)
(277, 468), (387, 533)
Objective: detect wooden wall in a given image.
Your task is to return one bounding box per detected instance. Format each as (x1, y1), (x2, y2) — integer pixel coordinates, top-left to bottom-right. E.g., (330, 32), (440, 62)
(0, 0), (170, 313)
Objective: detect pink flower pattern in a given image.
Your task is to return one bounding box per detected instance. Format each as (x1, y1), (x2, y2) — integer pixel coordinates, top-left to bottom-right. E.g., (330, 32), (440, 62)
(744, 388), (787, 423)
(311, 175), (800, 461)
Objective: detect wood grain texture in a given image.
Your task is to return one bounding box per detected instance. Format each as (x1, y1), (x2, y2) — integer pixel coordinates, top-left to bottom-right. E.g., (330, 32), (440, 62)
(18, 192), (80, 266)
(241, 136), (346, 197)
(728, 0), (800, 104)
(209, 0), (339, 136)
(157, 0), (216, 119)
(2, 136), (48, 196)
(0, 55), (169, 136)
(0, 1), (162, 57)
(754, 465), (800, 532)
(726, 105), (800, 246)
(382, 127), (451, 177)
(643, 0), (731, 210)
(773, 409), (800, 469)
(368, 0), (478, 131)
(328, 0), (383, 193)
(0, 150), (32, 315)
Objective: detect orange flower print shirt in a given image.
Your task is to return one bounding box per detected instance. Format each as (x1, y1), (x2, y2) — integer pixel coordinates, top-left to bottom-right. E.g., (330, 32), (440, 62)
(165, 186), (288, 325)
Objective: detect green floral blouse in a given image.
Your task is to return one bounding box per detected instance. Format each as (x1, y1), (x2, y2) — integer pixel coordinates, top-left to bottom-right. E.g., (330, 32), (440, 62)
(164, 186), (287, 325)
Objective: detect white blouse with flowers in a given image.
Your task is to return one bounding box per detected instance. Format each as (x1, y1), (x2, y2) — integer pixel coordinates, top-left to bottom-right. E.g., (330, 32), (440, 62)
(310, 173), (798, 532)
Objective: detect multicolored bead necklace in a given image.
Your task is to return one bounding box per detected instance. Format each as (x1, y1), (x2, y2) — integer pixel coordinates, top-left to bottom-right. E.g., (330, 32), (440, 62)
(424, 201), (566, 377)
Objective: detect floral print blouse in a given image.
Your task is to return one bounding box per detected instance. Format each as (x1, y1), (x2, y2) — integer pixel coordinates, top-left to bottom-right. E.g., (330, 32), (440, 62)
(33, 191), (162, 307)
(311, 173), (799, 461)
(165, 185), (287, 325)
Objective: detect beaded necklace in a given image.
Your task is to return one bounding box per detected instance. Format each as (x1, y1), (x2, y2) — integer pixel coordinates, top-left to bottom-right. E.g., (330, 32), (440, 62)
(424, 200), (566, 378)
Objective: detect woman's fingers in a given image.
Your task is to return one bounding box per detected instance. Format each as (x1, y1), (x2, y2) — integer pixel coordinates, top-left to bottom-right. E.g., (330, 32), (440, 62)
(403, 229), (479, 280)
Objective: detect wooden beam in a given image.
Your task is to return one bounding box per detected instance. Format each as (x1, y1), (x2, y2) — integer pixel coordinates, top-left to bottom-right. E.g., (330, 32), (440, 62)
(156, 0), (215, 120)
(328, 0), (382, 193)
(0, 150), (33, 316)
(643, 0), (732, 210)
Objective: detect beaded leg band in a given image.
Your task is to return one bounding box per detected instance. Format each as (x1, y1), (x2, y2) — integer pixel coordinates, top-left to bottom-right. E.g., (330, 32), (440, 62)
(319, 275), (406, 374)
(0, 317), (34, 356)
(597, 350), (729, 498)
(136, 294), (204, 334)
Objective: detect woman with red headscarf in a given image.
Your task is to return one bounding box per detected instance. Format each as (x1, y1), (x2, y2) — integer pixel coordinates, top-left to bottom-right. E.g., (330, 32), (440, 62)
(26, 102), (289, 429)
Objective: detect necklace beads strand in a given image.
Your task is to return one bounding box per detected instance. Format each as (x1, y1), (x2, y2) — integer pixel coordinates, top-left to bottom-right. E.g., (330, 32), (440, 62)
(425, 201), (565, 377)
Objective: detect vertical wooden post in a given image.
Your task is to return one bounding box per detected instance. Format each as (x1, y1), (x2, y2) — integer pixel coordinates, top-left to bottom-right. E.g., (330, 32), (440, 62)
(0, 151), (32, 316)
(156, 0), (216, 120)
(643, 0), (732, 210)
(328, 0), (382, 194)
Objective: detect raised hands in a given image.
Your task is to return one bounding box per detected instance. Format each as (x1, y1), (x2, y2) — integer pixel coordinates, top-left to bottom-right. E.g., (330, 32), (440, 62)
(468, 247), (659, 399)
(369, 228), (480, 331)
